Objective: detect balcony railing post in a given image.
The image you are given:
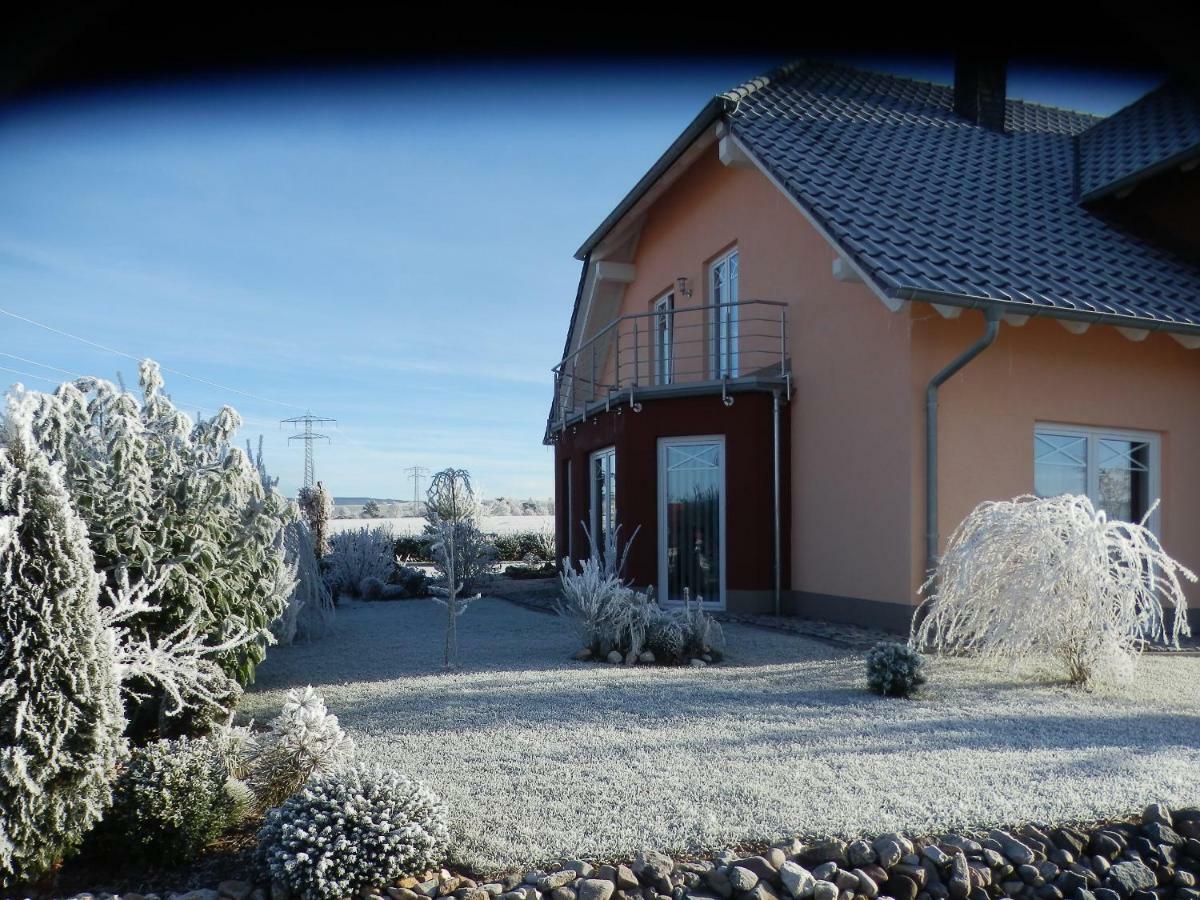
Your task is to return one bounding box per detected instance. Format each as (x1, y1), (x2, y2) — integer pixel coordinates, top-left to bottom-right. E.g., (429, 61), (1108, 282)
(615, 327), (621, 392)
(633, 319), (639, 386)
(780, 306), (787, 378)
(571, 356), (577, 414)
(590, 344), (596, 406)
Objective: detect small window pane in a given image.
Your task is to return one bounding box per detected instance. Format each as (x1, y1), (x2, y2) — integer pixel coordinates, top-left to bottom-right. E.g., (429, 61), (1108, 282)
(1098, 439), (1151, 523)
(1034, 433), (1087, 498)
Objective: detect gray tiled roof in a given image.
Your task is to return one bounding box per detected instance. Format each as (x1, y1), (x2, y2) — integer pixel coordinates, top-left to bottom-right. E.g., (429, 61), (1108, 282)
(1078, 80), (1200, 201)
(725, 61), (1200, 331)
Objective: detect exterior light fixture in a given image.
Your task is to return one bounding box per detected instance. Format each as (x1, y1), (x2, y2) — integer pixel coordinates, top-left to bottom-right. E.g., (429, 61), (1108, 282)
(676, 276), (692, 297)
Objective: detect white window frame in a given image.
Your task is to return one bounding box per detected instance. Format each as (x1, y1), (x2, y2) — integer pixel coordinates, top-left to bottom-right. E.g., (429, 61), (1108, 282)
(653, 291), (674, 385)
(709, 248), (739, 379)
(657, 435), (727, 610)
(1034, 422), (1161, 534)
(589, 446), (616, 546)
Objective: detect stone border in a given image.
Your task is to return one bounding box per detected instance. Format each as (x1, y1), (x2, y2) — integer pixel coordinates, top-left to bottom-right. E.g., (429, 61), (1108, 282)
(63, 805), (1200, 900)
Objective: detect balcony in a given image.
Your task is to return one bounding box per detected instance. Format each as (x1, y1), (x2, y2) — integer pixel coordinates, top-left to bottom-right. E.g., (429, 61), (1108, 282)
(548, 299), (790, 434)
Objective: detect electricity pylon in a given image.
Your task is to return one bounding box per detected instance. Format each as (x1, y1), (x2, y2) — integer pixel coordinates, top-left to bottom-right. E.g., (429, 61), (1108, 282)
(404, 465), (429, 514)
(282, 413), (336, 489)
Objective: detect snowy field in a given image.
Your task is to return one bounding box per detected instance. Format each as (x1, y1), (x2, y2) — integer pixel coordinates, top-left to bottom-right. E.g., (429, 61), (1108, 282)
(327, 515), (553, 536)
(243, 598), (1200, 875)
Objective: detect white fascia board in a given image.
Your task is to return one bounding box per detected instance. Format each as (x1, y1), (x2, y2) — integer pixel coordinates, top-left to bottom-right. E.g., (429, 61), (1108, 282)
(725, 132), (905, 313)
(832, 257), (863, 283)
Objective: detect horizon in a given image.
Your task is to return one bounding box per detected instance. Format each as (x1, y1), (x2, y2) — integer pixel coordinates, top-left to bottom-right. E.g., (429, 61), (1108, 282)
(0, 57), (1163, 497)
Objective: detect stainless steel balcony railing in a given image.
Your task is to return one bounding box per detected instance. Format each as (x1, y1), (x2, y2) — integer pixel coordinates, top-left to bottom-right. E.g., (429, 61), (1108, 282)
(549, 299), (789, 431)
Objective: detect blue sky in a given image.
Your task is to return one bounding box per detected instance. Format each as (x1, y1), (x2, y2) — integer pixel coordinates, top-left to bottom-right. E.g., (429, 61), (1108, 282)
(0, 57), (1162, 499)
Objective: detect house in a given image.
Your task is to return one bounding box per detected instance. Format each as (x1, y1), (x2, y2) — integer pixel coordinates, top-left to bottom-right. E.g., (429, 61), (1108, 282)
(545, 59), (1200, 632)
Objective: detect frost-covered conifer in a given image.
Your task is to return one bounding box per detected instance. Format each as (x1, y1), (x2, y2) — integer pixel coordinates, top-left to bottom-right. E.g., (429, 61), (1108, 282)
(0, 390), (125, 889)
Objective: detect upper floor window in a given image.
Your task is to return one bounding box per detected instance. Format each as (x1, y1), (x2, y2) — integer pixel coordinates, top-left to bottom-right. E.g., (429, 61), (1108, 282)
(653, 292), (674, 385)
(710, 249), (739, 378)
(1034, 424), (1159, 528)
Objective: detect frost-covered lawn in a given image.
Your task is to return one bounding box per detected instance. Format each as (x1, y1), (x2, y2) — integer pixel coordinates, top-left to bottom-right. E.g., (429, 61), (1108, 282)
(242, 598), (1200, 874)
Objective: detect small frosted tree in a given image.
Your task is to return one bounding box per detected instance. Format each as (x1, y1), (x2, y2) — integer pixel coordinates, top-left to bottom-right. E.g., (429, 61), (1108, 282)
(914, 493), (1194, 687)
(299, 481), (333, 558)
(361, 498), (382, 518)
(0, 391), (125, 889)
(425, 468), (490, 668)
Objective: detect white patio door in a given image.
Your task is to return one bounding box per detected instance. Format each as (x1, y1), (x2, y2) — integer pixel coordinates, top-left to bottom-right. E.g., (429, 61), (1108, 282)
(658, 437), (725, 608)
(710, 249), (739, 378)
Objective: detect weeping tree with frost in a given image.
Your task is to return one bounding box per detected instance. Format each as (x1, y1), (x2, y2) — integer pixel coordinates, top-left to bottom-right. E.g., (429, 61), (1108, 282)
(913, 493), (1194, 688)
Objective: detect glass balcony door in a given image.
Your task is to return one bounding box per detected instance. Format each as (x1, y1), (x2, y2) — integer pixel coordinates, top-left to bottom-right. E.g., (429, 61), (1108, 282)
(658, 437), (725, 608)
(710, 249), (739, 378)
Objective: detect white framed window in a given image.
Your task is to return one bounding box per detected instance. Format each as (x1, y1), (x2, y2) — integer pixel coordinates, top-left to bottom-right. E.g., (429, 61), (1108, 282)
(653, 292), (674, 385)
(710, 248), (739, 378)
(590, 446), (616, 548)
(658, 436), (725, 608)
(1034, 423), (1160, 531)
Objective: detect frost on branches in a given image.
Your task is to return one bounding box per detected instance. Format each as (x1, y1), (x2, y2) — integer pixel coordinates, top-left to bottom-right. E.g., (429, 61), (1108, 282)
(247, 685), (355, 808)
(0, 391), (125, 889)
(24, 361), (295, 735)
(914, 493), (1194, 688)
(258, 764), (449, 900)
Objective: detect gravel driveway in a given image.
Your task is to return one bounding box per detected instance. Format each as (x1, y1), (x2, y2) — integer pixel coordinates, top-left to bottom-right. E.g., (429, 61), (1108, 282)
(242, 597), (1200, 875)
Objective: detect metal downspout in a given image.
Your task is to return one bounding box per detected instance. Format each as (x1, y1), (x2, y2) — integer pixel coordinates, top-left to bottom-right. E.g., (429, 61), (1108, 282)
(772, 388), (782, 616)
(925, 307), (1001, 576)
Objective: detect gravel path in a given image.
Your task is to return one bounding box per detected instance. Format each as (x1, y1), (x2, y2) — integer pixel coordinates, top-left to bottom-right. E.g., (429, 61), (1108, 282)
(243, 597), (1200, 875)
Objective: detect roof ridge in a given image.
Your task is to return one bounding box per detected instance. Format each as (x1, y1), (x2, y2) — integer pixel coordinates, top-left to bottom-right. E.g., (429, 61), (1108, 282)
(718, 59), (808, 106)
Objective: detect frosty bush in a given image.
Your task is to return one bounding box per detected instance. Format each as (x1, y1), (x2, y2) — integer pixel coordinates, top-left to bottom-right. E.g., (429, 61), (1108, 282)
(360, 574), (386, 599)
(914, 493), (1195, 687)
(272, 515), (336, 644)
(558, 524), (637, 652)
(0, 393), (126, 888)
(258, 765), (449, 900)
(246, 686), (355, 809)
(865, 641), (927, 697)
(90, 736), (243, 863)
(25, 362), (294, 735)
(325, 525), (396, 596)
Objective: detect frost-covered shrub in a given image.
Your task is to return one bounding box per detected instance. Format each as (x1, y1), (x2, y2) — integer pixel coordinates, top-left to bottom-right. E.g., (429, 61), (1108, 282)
(360, 575), (385, 599)
(325, 525), (396, 596)
(915, 494), (1195, 687)
(272, 516), (335, 645)
(558, 525), (637, 651)
(394, 564), (430, 598)
(865, 641), (927, 697)
(25, 362), (294, 734)
(0, 392), (126, 889)
(90, 736), (242, 863)
(247, 686), (355, 808)
(258, 765), (449, 900)
(395, 533), (433, 562)
(492, 528), (555, 562)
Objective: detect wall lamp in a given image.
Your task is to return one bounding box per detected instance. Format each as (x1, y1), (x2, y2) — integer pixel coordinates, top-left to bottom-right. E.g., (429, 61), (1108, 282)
(676, 276), (692, 298)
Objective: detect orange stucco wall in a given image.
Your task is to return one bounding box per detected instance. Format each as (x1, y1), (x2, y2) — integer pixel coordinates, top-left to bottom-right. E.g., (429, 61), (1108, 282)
(590, 141), (1200, 623)
(911, 312), (1200, 605)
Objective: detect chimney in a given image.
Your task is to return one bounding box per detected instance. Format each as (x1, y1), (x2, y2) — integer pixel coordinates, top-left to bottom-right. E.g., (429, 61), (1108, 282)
(954, 56), (1007, 131)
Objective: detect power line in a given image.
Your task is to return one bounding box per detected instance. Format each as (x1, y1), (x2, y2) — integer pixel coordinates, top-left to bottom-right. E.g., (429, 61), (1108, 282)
(0, 351), (85, 380)
(0, 304), (304, 410)
(0, 364), (65, 386)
